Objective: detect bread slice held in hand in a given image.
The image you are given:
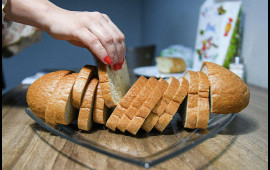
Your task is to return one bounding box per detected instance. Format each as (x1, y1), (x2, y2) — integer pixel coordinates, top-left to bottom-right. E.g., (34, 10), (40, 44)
(201, 62), (250, 113)
(27, 70), (72, 119)
(141, 77), (180, 132)
(71, 65), (96, 109)
(154, 77), (189, 132)
(98, 59), (130, 108)
(179, 71), (199, 129)
(196, 71), (210, 129)
(126, 78), (168, 135)
(93, 83), (109, 124)
(106, 76), (147, 131)
(78, 77), (99, 131)
(116, 77), (158, 132)
(46, 73), (78, 125)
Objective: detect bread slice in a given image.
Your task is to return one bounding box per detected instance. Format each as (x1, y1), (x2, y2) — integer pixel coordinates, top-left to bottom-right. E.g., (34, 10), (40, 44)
(156, 57), (186, 73)
(93, 83), (109, 124)
(126, 78), (168, 135)
(78, 77), (99, 131)
(116, 77), (158, 132)
(51, 73), (78, 125)
(106, 76), (147, 131)
(179, 71), (199, 129)
(27, 70), (72, 119)
(141, 77), (180, 132)
(71, 65), (96, 109)
(201, 62), (250, 113)
(196, 71), (210, 129)
(152, 77), (180, 116)
(98, 59), (130, 108)
(154, 77), (189, 132)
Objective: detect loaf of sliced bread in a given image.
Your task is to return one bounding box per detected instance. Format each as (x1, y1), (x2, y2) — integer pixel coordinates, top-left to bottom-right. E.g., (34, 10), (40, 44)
(141, 77), (180, 132)
(156, 57), (186, 73)
(27, 70), (73, 119)
(126, 78), (168, 135)
(116, 77), (158, 132)
(71, 65), (96, 109)
(155, 77), (189, 132)
(93, 83), (109, 124)
(179, 71), (199, 129)
(106, 76), (147, 131)
(201, 62), (250, 113)
(78, 77), (99, 131)
(52, 73), (78, 125)
(98, 59), (130, 108)
(196, 71), (210, 129)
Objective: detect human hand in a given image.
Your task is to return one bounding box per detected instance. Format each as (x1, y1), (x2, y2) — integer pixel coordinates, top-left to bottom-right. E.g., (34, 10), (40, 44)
(45, 9), (126, 70)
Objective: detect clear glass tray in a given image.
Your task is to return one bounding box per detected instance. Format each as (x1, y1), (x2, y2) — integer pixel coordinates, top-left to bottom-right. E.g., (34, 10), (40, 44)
(25, 108), (236, 168)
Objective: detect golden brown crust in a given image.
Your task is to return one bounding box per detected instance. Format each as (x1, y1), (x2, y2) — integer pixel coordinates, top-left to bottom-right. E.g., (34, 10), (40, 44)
(93, 83), (109, 124)
(180, 71), (200, 129)
(141, 112), (159, 132)
(183, 93), (199, 129)
(201, 62), (250, 113)
(53, 73), (78, 125)
(126, 79), (169, 135)
(154, 77), (189, 132)
(78, 78), (99, 131)
(154, 113), (173, 132)
(116, 77), (158, 132)
(105, 76), (147, 131)
(196, 71), (210, 129)
(152, 77), (180, 116)
(27, 70), (72, 119)
(71, 65), (96, 109)
(186, 71), (199, 94)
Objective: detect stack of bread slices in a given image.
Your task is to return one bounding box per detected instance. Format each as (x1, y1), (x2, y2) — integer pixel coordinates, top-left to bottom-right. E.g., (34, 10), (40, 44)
(27, 61), (250, 135)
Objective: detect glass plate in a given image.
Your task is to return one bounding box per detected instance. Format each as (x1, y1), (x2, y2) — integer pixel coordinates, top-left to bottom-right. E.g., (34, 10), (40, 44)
(25, 108), (236, 168)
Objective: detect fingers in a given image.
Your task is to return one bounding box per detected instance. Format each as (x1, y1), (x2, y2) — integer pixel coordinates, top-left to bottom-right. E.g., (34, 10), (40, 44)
(67, 40), (87, 48)
(101, 14), (126, 69)
(74, 27), (111, 65)
(86, 18), (119, 69)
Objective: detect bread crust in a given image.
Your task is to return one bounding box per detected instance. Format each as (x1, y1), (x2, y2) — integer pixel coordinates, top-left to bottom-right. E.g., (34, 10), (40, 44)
(201, 62), (250, 113)
(27, 70), (72, 119)
(116, 77), (158, 132)
(126, 79), (168, 135)
(154, 77), (189, 132)
(152, 77), (180, 116)
(78, 78), (99, 131)
(196, 71), (210, 129)
(71, 65), (96, 109)
(98, 60), (130, 108)
(52, 73), (78, 125)
(93, 83), (109, 124)
(105, 76), (147, 131)
(180, 71), (199, 129)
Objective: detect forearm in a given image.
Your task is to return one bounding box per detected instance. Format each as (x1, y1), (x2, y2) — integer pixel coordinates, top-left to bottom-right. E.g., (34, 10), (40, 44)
(3, 0), (64, 31)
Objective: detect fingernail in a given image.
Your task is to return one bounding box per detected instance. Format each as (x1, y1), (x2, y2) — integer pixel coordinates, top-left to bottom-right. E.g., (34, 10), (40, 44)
(113, 64), (118, 70)
(104, 56), (111, 65)
(121, 58), (125, 65)
(118, 63), (122, 70)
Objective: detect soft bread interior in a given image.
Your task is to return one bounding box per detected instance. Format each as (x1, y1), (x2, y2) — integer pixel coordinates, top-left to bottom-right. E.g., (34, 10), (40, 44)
(107, 60), (130, 105)
(156, 58), (173, 73)
(201, 65), (212, 113)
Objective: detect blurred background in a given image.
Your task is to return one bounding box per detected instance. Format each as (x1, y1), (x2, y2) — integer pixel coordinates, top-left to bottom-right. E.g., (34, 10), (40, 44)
(2, 0), (268, 93)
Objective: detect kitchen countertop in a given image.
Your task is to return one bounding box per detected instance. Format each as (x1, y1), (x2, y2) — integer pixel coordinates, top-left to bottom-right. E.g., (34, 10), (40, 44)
(2, 84), (268, 170)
